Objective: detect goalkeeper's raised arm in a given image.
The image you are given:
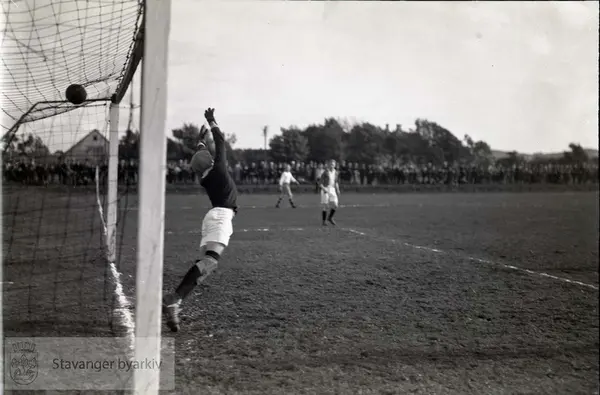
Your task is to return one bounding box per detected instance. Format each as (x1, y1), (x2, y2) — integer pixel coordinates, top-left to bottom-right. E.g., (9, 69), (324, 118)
(204, 108), (226, 167)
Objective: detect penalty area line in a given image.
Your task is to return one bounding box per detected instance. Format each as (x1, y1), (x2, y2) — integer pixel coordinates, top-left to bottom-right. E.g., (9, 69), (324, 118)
(126, 203), (393, 211)
(166, 227), (308, 235)
(342, 228), (599, 291)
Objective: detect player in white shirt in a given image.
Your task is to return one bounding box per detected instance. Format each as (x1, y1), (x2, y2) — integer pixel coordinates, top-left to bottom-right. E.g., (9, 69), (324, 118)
(318, 159), (340, 225)
(275, 164), (299, 208)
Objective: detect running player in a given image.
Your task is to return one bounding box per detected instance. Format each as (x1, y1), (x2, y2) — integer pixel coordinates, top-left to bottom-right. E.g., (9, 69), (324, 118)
(163, 108), (237, 332)
(319, 159), (340, 226)
(275, 164), (299, 208)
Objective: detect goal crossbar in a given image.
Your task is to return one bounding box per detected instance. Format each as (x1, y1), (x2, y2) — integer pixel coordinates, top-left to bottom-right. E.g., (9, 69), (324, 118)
(112, 18), (145, 105)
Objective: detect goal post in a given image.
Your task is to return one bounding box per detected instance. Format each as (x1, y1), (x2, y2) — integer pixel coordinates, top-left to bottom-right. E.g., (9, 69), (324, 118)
(1, 0), (174, 389)
(0, 0), (173, 391)
(134, 0), (172, 393)
(107, 101), (120, 263)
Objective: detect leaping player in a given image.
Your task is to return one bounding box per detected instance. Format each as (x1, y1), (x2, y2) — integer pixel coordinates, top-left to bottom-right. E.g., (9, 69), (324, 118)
(163, 108), (237, 332)
(275, 164), (299, 208)
(319, 159), (340, 226)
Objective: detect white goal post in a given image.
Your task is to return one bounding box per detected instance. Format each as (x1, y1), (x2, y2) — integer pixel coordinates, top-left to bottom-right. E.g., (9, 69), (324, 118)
(0, 0), (171, 391)
(134, 0), (172, 394)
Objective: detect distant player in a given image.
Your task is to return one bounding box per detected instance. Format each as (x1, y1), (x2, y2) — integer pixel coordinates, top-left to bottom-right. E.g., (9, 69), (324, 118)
(315, 163), (324, 193)
(275, 164), (299, 208)
(319, 159), (340, 226)
(163, 108), (237, 332)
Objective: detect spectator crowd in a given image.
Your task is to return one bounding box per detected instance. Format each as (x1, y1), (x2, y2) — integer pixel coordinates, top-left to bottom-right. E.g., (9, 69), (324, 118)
(5, 118), (598, 190)
(3, 158), (598, 187)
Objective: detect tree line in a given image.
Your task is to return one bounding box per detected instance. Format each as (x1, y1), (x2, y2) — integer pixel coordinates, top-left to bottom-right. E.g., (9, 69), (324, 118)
(237, 118), (594, 168)
(2, 117), (595, 168)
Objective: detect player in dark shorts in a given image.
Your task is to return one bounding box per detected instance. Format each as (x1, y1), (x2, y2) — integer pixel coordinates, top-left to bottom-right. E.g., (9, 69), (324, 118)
(163, 108), (238, 332)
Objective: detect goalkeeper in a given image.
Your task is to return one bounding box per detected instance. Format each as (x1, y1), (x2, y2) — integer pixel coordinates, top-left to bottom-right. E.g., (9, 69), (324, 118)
(163, 108), (237, 332)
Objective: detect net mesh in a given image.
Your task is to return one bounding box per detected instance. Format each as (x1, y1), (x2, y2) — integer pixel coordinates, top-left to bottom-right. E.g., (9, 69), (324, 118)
(1, 0), (142, 337)
(4, 107), (120, 336)
(1, 0), (143, 129)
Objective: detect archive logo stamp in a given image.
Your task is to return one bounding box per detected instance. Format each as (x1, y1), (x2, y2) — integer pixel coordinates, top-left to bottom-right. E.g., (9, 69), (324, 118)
(4, 337), (174, 390)
(9, 340), (38, 385)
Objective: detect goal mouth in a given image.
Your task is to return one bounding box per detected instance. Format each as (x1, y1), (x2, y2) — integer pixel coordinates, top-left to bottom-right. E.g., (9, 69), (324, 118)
(1, 0), (144, 338)
(1, 101), (137, 338)
(2, 1), (171, 391)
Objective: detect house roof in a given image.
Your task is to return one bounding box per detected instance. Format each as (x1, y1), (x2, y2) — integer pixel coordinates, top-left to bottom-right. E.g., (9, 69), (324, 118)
(64, 129), (108, 156)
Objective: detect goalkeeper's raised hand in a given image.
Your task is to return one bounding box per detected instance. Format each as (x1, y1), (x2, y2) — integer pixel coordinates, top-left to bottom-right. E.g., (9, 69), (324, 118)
(204, 108), (216, 123)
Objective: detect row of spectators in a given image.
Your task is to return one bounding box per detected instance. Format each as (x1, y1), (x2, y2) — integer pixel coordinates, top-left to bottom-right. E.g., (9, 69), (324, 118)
(4, 159), (598, 187)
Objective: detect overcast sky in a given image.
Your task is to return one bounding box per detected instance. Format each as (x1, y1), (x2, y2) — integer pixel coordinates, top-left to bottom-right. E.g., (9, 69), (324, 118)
(149, 1), (598, 153)
(10, 1), (600, 154)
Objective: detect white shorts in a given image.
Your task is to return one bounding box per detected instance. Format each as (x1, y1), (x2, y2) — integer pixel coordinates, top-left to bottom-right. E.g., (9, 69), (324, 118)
(200, 207), (235, 248)
(280, 184), (292, 197)
(320, 188), (338, 205)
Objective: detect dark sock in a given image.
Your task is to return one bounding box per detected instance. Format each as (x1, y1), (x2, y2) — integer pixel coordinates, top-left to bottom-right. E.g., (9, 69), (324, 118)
(289, 198), (295, 206)
(174, 251), (220, 300)
(328, 208), (336, 220)
(276, 197), (282, 205)
(322, 210), (327, 221)
(174, 265), (202, 301)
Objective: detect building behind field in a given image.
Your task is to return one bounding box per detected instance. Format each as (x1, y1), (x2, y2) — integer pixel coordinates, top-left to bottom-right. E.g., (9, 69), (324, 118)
(63, 130), (108, 165)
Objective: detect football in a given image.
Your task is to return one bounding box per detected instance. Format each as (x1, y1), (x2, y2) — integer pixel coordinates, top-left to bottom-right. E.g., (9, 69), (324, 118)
(65, 84), (87, 105)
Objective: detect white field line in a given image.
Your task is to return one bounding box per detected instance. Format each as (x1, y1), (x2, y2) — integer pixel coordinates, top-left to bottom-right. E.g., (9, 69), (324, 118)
(95, 167), (135, 350)
(166, 227), (306, 235)
(179, 226), (598, 291)
(342, 228), (599, 291)
(120, 201), (585, 211)
(126, 203), (393, 211)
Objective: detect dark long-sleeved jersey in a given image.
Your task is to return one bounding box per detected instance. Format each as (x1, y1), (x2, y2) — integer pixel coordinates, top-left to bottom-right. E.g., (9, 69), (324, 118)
(200, 121), (238, 212)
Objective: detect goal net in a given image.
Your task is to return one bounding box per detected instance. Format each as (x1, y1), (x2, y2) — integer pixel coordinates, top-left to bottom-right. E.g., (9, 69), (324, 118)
(1, 0), (143, 338)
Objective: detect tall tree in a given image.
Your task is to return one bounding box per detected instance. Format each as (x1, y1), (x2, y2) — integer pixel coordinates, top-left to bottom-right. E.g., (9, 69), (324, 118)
(1, 131), (18, 155)
(172, 123), (201, 153)
(171, 123), (237, 163)
(562, 143), (589, 164)
(302, 118), (345, 163)
(381, 126), (410, 166)
(166, 137), (194, 161)
(225, 133), (238, 164)
(399, 130), (433, 165)
(344, 123), (385, 164)
(23, 134), (50, 157)
(464, 134), (493, 166)
(415, 119), (469, 164)
(269, 127), (309, 163)
(2, 133), (51, 161)
(496, 151), (523, 167)
(119, 129), (140, 160)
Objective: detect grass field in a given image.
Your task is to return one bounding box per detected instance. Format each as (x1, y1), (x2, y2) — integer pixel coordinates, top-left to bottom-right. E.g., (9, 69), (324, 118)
(3, 189), (599, 394)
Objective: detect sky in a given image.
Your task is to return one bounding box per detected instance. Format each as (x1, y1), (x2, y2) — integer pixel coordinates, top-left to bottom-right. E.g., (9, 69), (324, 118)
(159, 1), (599, 153)
(4, 1), (599, 154)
